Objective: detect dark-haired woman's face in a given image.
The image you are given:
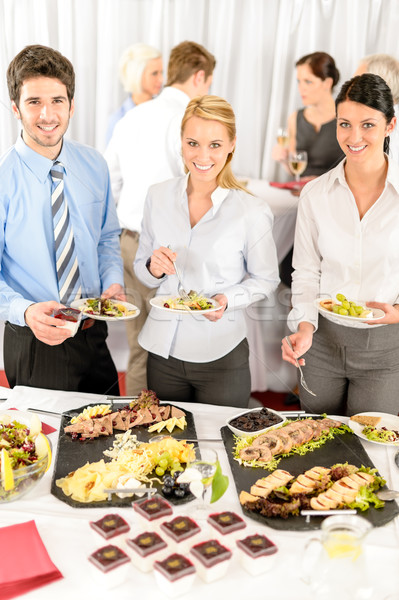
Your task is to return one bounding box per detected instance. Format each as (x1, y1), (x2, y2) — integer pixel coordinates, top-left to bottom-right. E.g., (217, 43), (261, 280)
(296, 64), (332, 105)
(337, 99), (396, 163)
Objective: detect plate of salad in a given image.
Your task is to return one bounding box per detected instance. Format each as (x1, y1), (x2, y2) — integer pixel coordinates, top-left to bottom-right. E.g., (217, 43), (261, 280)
(348, 412), (399, 446)
(150, 292), (221, 314)
(70, 298), (140, 321)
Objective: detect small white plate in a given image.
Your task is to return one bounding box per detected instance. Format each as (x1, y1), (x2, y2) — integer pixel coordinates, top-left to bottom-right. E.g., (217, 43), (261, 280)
(227, 407), (287, 438)
(348, 411), (399, 446)
(70, 298), (140, 321)
(314, 299), (385, 324)
(150, 295), (221, 314)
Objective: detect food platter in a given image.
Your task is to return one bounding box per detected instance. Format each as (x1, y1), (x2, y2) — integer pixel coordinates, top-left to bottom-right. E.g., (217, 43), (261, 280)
(51, 403), (198, 508)
(220, 420), (399, 530)
(348, 412), (399, 447)
(70, 299), (140, 321)
(314, 299), (385, 324)
(150, 295), (221, 314)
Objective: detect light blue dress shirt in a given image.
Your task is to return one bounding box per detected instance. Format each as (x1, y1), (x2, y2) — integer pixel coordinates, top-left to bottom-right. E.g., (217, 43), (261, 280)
(134, 175), (280, 362)
(106, 96), (135, 146)
(0, 135), (123, 326)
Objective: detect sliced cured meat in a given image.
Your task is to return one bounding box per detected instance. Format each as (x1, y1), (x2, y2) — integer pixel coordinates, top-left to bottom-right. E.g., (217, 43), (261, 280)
(319, 417), (342, 429)
(252, 433), (284, 455)
(239, 446), (261, 461)
(295, 423), (314, 443)
(258, 445), (273, 462)
(287, 428), (306, 447)
(239, 490), (259, 505)
(273, 430), (293, 453)
(171, 406), (186, 419)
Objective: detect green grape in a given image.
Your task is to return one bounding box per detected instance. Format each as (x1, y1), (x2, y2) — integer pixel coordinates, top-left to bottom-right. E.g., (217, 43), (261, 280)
(158, 458), (168, 469)
(342, 300), (350, 310)
(338, 308), (349, 316)
(354, 305), (363, 314)
(155, 466), (165, 476)
(336, 293), (346, 302)
(349, 306), (357, 316)
(332, 305), (340, 314)
(160, 452), (171, 462)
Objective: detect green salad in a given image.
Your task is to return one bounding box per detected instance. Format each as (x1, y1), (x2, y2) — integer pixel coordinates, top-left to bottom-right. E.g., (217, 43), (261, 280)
(362, 426), (399, 444)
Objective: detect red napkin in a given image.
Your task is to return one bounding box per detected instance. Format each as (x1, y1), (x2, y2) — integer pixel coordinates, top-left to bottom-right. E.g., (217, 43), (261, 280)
(0, 520), (63, 599)
(269, 180), (307, 189)
(8, 407), (56, 434)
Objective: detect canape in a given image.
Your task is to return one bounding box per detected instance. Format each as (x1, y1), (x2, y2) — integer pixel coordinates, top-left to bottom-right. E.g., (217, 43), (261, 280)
(207, 511), (246, 544)
(88, 544), (130, 589)
(132, 494), (173, 531)
(190, 539), (232, 582)
(236, 533), (278, 575)
(90, 513), (130, 545)
(154, 553), (196, 597)
(125, 531), (168, 572)
(160, 516), (202, 553)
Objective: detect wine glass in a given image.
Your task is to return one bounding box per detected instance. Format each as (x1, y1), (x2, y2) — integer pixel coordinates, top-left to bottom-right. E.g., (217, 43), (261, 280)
(186, 448), (218, 520)
(277, 127), (289, 147)
(288, 150), (308, 182)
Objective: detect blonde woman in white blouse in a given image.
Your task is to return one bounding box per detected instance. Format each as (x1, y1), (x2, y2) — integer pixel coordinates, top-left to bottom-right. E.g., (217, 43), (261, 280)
(282, 73), (399, 415)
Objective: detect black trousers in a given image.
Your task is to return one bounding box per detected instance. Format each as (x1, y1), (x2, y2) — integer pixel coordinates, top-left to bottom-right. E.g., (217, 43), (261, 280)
(4, 320), (120, 395)
(147, 339), (251, 408)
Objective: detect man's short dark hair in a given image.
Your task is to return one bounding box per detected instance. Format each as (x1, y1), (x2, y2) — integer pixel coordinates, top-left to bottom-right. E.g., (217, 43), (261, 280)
(166, 41), (216, 87)
(7, 44), (75, 106)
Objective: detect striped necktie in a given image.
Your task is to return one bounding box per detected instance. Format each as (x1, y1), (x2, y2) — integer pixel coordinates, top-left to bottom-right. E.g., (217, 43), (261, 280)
(50, 161), (81, 304)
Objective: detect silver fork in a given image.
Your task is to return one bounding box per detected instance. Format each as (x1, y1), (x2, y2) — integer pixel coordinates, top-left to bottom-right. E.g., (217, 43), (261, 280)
(285, 336), (316, 397)
(168, 246), (190, 301)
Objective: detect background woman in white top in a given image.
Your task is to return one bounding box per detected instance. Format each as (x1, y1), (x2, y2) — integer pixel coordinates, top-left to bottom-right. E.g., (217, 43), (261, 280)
(282, 73), (399, 415)
(134, 95), (279, 407)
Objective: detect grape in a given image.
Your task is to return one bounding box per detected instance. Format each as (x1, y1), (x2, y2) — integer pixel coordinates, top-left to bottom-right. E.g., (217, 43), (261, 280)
(156, 466), (165, 476)
(163, 475), (174, 487)
(336, 293), (346, 302)
(162, 485), (173, 496)
(349, 306), (357, 316)
(355, 306), (363, 314)
(158, 458), (169, 470)
(338, 308), (349, 316)
(174, 488), (185, 498)
(332, 305), (340, 314)
(342, 300), (350, 310)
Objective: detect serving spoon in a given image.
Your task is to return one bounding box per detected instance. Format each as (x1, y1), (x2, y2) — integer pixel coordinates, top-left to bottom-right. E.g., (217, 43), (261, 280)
(376, 488), (399, 501)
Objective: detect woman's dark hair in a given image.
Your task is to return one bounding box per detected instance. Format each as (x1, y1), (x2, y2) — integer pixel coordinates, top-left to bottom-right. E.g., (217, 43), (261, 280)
(296, 52), (340, 88)
(336, 73), (395, 154)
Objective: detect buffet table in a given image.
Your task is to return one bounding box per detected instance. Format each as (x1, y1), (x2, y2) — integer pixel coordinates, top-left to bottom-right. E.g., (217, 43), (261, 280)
(1, 386), (399, 600)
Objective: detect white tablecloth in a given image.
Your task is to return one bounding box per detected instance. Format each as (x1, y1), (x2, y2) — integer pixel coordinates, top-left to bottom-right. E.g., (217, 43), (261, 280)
(1, 386), (398, 599)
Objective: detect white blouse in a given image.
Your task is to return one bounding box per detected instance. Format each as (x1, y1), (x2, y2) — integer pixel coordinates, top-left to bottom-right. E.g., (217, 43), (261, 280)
(135, 175), (280, 362)
(288, 158), (399, 332)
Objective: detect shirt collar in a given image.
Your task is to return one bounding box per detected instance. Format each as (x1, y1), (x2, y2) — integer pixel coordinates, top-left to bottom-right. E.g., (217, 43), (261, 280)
(178, 174), (230, 213)
(161, 86), (191, 104)
(15, 133), (53, 183)
(325, 155), (399, 195)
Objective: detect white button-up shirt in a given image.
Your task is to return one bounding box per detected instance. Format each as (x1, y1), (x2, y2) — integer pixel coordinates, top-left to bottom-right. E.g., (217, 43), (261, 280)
(104, 87), (188, 232)
(134, 175), (280, 361)
(289, 158), (399, 331)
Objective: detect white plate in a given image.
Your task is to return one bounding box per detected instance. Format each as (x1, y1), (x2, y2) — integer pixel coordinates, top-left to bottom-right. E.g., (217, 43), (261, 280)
(348, 411), (399, 446)
(226, 407), (287, 438)
(150, 295), (221, 314)
(314, 299), (385, 324)
(70, 298), (140, 321)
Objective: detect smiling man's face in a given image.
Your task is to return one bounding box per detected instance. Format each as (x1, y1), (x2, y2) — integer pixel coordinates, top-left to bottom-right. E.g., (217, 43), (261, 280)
(12, 76), (74, 159)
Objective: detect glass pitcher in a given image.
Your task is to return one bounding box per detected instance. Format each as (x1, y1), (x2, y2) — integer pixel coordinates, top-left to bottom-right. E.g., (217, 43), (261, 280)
(302, 514), (373, 600)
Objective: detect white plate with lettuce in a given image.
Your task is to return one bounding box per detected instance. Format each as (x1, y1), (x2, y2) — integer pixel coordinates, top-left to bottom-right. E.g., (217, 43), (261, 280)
(348, 412), (399, 446)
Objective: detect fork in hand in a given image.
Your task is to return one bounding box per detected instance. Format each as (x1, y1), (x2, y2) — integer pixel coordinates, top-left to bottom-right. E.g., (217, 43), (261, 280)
(285, 336), (316, 397)
(168, 246), (190, 301)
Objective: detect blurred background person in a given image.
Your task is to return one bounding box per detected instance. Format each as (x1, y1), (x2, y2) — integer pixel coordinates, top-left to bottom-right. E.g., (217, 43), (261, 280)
(134, 95), (279, 407)
(273, 51), (344, 179)
(106, 43), (163, 144)
(354, 53), (399, 163)
(105, 41), (216, 396)
(282, 73), (399, 416)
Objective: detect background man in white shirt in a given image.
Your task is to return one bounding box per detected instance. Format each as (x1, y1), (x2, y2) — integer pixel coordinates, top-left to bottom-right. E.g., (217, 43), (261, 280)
(105, 41), (216, 395)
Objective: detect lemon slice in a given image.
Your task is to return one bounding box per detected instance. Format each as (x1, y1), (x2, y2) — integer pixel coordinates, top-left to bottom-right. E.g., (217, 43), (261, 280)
(34, 433), (52, 472)
(1, 448), (14, 491)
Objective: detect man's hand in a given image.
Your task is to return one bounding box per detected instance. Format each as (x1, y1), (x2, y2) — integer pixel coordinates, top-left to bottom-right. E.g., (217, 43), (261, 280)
(102, 283), (126, 301)
(203, 294), (228, 322)
(25, 301), (72, 346)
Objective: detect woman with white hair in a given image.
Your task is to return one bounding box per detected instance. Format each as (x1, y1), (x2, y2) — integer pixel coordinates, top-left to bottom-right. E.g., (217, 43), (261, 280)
(106, 43), (163, 143)
(355, 53), (399, 163)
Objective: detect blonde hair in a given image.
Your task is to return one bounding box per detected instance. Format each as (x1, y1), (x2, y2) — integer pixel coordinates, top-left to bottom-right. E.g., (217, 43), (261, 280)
(181, 95), (248, 192)
(118, 43), (161, 95)
(362, 53), (399, 104)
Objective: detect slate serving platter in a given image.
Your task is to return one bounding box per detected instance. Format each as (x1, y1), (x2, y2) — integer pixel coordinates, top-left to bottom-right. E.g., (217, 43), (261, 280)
(221, 423), (399, 530)
(51, 402), (198, 508)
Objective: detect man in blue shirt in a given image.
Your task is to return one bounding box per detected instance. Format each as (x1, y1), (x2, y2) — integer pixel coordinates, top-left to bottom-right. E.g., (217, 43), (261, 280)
(1, 44), (124, 394)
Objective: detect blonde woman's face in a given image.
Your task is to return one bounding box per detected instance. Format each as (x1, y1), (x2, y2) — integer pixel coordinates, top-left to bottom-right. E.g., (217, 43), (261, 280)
(182, 115), (235, 186)
(141, 57), (163, 96)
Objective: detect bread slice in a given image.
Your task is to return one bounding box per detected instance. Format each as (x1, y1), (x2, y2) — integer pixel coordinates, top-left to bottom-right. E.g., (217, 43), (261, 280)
(350, 414), (381, 427)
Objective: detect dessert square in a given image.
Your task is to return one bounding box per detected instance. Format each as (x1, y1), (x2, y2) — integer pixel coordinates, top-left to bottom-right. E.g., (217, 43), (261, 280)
(132, 494), (173, 531)
(88, 544), (130, 588)
(207, 511), (246, 543)
(154, 553), (196, 598)
(90, 513), (130, 544)
(190, 539), (232, 582)
(236, 533), (278, 575)
(126, 531), (168, 572)
(160, 516), (202, 553)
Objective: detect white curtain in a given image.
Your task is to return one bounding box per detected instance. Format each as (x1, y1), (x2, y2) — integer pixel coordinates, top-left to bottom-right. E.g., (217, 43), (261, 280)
(1, 0), (399, 180)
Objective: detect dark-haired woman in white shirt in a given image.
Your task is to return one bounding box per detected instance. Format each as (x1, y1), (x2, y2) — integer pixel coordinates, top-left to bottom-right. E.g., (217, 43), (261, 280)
(282, 73), (399, 416)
